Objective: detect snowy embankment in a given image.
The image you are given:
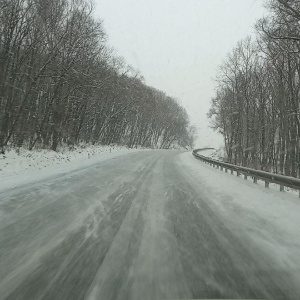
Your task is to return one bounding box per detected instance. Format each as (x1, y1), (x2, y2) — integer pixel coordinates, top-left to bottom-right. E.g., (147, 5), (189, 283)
(0, 145), (142, 192)
(196, 148), (224, 160)
(179, 152), (300, 286)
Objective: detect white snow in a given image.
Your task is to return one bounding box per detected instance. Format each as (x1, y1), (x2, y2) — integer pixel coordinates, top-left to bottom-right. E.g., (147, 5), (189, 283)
(196, 148), (224, 160)
(195, 148), (215, 157)
(0, 145), (143, 193)
(178, 152), (300, 286)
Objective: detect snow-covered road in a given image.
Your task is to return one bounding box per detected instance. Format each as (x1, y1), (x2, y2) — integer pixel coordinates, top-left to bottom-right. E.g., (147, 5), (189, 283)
(0, 150), (300, 299)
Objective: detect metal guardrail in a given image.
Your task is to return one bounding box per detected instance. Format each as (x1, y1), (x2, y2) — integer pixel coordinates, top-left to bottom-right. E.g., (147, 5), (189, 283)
(192, 148), (300, 197)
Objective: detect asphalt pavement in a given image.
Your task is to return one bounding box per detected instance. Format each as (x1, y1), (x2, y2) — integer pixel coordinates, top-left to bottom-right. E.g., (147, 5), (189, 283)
(0, 150), (299, 299)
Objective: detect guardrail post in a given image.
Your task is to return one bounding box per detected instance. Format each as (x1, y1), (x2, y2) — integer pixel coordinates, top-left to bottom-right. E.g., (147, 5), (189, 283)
(231, 169), (234, 175)
(280, 185), (284, 192)
(244, 174), (247, 180)
(265, 181), (269, 188)
(225, 168), (228, 173)
(220, 166), (223, 171)
(253, 177), (257, 183)
(237, 171), (240, 177)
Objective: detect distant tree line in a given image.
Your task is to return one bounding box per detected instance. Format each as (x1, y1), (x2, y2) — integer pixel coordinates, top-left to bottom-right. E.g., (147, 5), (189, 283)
(0, 0), (195, 152)
(208, 0), (300, 177)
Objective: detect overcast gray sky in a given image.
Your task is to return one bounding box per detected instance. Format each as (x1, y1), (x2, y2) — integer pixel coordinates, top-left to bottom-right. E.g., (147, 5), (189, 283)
(94, 0), (266, 148)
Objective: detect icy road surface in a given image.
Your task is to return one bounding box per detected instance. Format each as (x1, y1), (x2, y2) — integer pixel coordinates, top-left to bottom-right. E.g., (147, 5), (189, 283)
(0, 150), (300, 300)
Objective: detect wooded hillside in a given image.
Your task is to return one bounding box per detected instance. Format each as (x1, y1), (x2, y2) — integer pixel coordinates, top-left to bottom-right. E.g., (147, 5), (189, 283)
(208, 0), (300, 177)
(0, 0), (195, 152)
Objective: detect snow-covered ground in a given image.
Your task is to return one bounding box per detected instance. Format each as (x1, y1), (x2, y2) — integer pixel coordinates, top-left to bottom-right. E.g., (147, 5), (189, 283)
(0, 145), (144, 193)
(196, 148), (223, 159)
(178, 152), (300, 288)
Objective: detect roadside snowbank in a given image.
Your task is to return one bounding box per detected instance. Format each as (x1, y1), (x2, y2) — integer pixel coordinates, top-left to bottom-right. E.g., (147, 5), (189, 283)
(196, 148), (224, 160)
(0, 145), (142, 192)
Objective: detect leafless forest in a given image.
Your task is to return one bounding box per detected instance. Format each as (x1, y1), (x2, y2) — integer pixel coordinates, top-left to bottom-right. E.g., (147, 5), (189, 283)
(0, 0), (195, 152)
(209, 0), (300, 177)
